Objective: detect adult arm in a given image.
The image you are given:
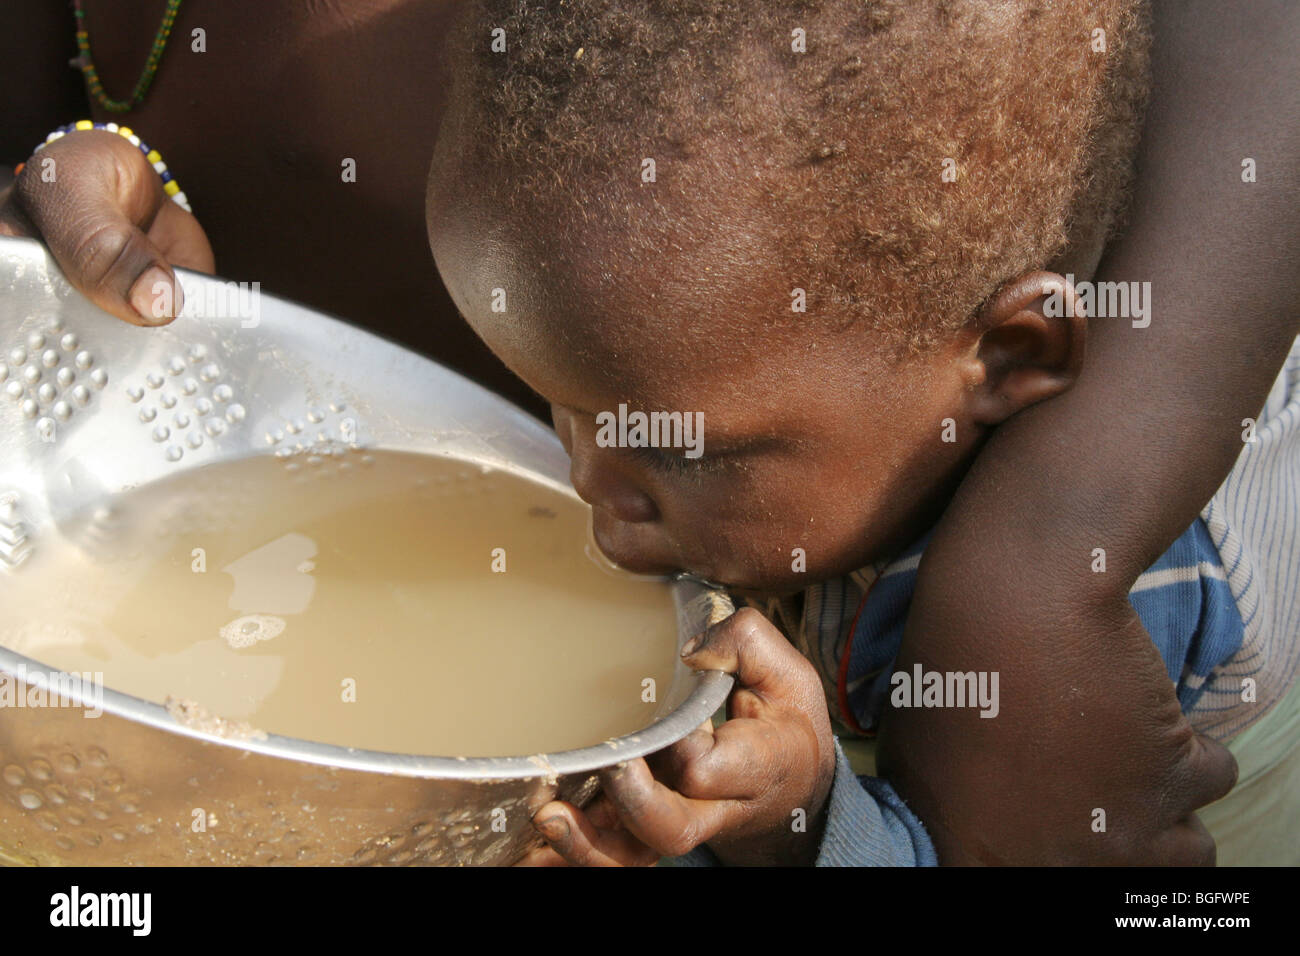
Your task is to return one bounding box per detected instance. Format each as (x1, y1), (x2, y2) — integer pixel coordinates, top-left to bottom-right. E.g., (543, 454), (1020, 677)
(880, 0), (1300, 864)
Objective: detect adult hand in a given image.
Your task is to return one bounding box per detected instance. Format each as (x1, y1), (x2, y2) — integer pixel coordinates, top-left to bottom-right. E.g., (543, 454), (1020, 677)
(0, 128), (213, 325)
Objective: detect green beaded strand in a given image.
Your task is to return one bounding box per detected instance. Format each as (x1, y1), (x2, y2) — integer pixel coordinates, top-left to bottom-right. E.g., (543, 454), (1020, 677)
(72, 0), (183, 114)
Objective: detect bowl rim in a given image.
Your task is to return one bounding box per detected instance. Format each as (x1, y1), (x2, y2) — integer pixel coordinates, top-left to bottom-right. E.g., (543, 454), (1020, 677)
(0, 598), (733, 780)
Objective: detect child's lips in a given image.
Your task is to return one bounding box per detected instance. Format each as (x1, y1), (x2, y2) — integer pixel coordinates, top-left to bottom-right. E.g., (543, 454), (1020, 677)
(590, 512), (682, 576)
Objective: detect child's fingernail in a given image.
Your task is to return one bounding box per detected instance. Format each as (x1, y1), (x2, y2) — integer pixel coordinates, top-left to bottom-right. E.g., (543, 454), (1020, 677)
(130, 267), (179, 323)
(681, 635), (701, 657)
(535, 816), (569, 843)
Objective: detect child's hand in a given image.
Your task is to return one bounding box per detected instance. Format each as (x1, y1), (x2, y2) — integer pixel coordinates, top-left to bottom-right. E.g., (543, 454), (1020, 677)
(519, 608), (837, 867)
(0, 129), (213, 325)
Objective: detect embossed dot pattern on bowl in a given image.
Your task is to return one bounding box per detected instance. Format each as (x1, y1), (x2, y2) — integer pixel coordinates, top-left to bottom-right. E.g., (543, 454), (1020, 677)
(125, 344), (247, 463)
(1, 323), (106, 440)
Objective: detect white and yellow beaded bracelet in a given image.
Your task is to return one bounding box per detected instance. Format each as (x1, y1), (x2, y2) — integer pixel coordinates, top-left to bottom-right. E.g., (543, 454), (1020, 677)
(27, 119), (192, 213)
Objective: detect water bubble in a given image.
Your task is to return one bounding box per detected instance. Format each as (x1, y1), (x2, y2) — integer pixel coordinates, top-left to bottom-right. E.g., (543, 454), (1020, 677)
(221, 614), (286, 649)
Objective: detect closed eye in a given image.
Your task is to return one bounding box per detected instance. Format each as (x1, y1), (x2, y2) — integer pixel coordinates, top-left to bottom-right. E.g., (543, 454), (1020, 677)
(629, 444), (726, 478)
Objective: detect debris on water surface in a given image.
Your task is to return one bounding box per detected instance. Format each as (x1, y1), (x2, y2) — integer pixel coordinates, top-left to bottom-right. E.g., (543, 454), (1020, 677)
(165, 695), (269, 741)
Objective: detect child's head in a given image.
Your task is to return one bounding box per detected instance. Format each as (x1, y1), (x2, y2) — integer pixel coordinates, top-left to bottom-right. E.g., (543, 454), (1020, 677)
(427, 0), (1149, 593)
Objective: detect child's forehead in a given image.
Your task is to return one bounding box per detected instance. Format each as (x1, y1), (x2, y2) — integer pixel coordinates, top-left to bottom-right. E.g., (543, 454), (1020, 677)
(431, 155), (906, 406)
(459, 176), (789, 329)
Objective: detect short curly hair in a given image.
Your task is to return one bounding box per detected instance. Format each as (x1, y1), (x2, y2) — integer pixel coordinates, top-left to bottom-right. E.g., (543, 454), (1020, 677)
(435, 0), (1151, 352)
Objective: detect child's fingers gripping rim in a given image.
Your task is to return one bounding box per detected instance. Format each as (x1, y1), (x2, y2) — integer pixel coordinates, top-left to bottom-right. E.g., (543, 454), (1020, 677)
(646, 719), (715, 786)
(532, 800), (659, 867)
(682, 607), (821, 705)
(599, 756), (743, 858)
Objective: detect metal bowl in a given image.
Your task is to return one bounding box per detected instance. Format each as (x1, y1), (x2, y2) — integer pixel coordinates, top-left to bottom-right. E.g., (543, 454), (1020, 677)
(0, 235), (732, 865)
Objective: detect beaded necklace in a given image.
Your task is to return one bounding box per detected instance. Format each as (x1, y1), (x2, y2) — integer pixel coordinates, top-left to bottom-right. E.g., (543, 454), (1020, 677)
(71, 0), (183, 113)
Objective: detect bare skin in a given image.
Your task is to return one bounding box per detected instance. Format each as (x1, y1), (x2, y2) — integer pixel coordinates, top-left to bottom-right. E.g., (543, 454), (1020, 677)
(0, 0), (541, 413)
(879, 0), (1300, 865)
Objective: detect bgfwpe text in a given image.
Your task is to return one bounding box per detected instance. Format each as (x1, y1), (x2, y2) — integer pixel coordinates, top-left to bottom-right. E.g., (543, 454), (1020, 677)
(50, 886), (151, 936)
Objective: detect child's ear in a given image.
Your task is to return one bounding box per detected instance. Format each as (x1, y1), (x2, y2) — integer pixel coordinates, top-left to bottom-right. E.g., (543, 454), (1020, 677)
(962, 271), (1085, 426)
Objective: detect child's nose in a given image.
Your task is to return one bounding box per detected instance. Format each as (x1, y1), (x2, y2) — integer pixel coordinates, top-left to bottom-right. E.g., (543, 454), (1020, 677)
(571, 460), (660, 523)
(557, 410), (659, 523)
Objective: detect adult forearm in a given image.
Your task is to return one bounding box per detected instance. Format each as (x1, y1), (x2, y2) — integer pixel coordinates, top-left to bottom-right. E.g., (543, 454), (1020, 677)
(877, 0), (1297, 865)
(879, 543), (1233, 864)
